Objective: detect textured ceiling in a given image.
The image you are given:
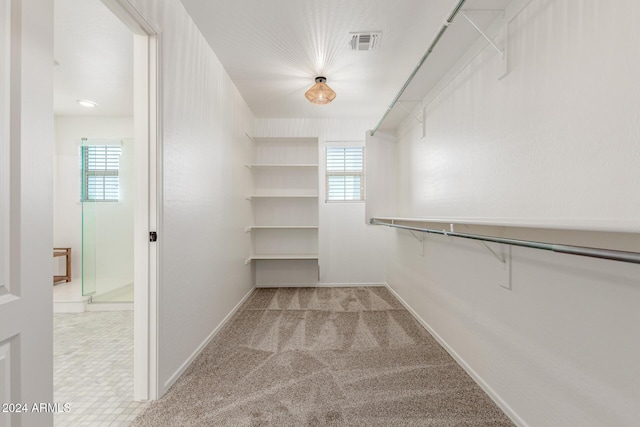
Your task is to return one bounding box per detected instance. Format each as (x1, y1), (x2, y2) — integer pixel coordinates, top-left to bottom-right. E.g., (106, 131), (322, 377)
(54, 0), (133, 116)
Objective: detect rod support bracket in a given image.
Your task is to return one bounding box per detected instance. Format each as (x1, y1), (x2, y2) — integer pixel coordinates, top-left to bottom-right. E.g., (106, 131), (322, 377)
(477, 241), (506, 264)
(397, 101), (424, 125)
(408, 231), (426, 256)
(461, 11), (503, 56)
(409, 231), (424, 243)
(460, 10), (509, 79)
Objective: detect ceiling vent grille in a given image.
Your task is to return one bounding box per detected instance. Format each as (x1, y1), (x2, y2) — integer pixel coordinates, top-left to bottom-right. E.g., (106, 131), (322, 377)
(350, 32), (381, 51)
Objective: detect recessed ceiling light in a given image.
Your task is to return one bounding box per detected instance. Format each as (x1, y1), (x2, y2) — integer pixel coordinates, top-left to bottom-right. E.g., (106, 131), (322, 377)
(77, 99), (98, 108)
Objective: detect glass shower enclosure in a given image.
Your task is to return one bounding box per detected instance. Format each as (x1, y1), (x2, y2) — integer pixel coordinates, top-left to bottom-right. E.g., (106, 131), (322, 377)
(81, 138), (134, 303)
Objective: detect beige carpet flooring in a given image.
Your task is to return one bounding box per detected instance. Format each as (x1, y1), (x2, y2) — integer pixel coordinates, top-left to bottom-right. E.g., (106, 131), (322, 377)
(132, 287), (513, 426)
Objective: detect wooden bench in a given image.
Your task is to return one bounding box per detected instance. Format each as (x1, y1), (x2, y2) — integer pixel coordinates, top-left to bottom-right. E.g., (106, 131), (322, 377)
(53, 247), (71, 284)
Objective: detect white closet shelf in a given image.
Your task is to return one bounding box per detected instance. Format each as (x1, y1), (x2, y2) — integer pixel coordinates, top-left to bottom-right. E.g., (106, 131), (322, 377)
(246, 134), (318, 144)
(245, 195), (318, 200)
(245, 164), (318, 169)
(244, 254), (319, 264)
(245, 226), (318, 232)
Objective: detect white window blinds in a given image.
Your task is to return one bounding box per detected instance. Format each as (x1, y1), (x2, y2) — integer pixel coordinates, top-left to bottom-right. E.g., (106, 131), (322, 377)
(81, 145), (122, 202)
(326, 147), (365, 202)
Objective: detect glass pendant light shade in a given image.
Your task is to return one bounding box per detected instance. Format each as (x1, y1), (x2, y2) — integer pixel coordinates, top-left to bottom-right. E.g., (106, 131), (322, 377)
(305, 76), (336, 105)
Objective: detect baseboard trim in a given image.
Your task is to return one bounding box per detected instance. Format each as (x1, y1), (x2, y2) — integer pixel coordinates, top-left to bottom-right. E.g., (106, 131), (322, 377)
(162, 287), (256, 394)
(256, 282), (387, 288)
(53, 298), (89, 313)
(86, 302), (134, 312)
(384, 284), (527, 427)
(91, 282), (134, 302)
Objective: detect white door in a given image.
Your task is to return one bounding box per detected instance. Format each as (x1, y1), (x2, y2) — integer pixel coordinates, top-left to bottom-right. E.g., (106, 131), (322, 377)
(0, 1), (55, 426)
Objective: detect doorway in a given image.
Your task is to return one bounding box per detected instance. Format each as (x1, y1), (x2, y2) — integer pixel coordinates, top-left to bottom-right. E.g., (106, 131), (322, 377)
(52, 0), (159, 423)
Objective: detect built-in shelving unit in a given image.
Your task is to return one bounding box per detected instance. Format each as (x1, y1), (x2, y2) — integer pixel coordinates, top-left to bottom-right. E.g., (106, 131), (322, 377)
(245, 136), (319, 286)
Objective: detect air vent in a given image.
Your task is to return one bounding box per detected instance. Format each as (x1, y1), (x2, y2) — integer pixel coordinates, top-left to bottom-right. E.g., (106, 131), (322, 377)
(350, 32), (381, 51)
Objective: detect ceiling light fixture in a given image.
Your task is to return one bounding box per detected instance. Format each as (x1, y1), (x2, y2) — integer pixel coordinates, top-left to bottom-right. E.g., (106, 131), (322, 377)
(77, 99), (99, 108)
(304, 77), (336, 105)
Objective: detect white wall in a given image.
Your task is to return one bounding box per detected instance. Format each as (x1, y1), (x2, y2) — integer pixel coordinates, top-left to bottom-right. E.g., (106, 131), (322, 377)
(365, 130), (397, 221)
(393, 0), (640, 233)
(255, 118), (387, 285)
(387, 232), (640, 427)
(377, 0), (640, 425)
(53, 116), (134, 295)
(127, 0), (255, 395)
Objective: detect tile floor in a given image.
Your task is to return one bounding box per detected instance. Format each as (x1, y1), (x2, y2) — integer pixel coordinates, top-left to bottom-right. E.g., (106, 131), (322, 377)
(54, 311), (148, 426)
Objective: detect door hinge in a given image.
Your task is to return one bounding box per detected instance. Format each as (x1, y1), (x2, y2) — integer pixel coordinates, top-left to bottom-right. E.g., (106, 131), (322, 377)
(149, 231), (158, 242)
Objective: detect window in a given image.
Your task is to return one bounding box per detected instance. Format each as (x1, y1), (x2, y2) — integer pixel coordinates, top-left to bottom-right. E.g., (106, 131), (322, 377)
(326, 147), (365, 202)
(80, 144), (122, 202)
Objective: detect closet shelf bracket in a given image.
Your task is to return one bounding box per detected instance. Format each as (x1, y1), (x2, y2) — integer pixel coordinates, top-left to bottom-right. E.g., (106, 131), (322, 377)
(409, 231), (424, 243)
(406, 230), (426, 256)
(461, 12), (503, 56)
(461, 10), (509, 79)
(244, 132), (256, 143)
(397, 101), (424, 125)
(477, 241), (507, 264)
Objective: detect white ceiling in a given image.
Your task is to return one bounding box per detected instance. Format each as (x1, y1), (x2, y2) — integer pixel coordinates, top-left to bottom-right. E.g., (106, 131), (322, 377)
(54, 0), (133, 116)
(53, 0), (510, 127)
(180, 0), (512, 129)
(180, 0), (454, 122)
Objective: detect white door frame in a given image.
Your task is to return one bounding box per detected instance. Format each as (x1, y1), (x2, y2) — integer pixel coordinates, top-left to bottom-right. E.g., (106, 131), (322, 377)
(101, 0), (160, 401)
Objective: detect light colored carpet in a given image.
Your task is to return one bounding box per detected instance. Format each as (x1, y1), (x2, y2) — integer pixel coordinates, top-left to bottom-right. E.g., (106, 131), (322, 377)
(132, 287), (513, 426)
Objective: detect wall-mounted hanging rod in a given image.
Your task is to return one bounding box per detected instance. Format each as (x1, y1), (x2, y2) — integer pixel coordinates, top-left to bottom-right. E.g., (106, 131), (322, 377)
(370, 0), (468, 136)
(369, 219), (640, 265)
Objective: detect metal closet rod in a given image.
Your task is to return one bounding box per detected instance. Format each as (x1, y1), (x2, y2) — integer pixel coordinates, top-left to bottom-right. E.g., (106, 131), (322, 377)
(370, 0), (468, 136)
(369, 219), (640, 265)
